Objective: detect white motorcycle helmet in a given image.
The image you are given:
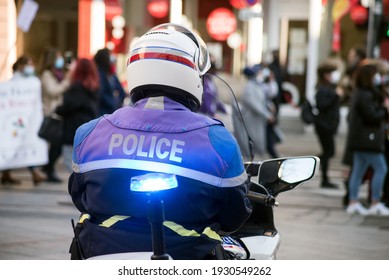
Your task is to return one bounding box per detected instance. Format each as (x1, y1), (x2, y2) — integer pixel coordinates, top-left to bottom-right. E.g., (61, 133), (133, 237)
(126, 23), (211, 111)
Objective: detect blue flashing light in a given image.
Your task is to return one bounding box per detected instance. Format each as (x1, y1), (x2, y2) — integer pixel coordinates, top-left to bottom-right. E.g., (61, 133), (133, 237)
(130, 173), (178, 193)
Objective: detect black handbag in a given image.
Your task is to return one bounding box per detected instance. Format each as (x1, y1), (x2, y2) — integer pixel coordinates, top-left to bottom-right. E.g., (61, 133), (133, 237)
(38, 115), (63, 144)
(300, 100), (317, 125)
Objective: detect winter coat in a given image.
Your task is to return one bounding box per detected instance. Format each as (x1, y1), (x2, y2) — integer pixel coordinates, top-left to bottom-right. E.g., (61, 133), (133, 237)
(41, 70), (70, 116)
(315, 84), (340, 133)
(346, 87), (388, 153)
(232, 79), (272, 159)
(55, 82), (99, 145)
(97, 69), (126, 116)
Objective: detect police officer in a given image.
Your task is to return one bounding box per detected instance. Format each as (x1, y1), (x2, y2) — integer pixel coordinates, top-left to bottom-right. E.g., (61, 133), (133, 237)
(68, 23), (252, 260)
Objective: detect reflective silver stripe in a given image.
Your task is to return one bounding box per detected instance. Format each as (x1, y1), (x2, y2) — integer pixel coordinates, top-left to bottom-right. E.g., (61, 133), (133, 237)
(144, 96), (165, 110)
(73, 159), (247, 188)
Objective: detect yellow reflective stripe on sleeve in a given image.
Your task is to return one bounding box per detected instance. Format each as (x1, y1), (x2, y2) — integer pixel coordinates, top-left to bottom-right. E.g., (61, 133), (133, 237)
(163, 221), (222, 242)
(163, 221), (200, 237)
(202, 227), (222, 242)
(79, 214), (91, 223)
(99, 215), (131, 228)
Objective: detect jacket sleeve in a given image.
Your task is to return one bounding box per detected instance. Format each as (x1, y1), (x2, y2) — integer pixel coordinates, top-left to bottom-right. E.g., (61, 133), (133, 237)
(356, 90), (387, 125)
(68, 172), (87, 213)
(68, 118), (101, 213)
(210, 127), (252, 233)
(215, 182), (252, 234)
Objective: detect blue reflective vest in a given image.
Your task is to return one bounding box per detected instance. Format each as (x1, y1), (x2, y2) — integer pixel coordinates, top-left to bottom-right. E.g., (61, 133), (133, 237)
(69, 96), (252, 259)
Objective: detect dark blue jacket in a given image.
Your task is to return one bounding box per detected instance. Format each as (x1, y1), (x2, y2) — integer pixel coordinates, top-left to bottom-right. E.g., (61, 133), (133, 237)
(69, 96), (252, 259)
(97, 69), (126, 116)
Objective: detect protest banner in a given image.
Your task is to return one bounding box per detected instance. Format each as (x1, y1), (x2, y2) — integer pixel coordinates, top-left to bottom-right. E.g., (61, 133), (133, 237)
(0, 77), (48, 170)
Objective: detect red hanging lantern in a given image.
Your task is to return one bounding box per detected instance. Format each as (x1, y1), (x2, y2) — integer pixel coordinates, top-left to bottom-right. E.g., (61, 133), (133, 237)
(230, 0), (259, 9)
(230, 0), (247, 9)
(350, 5), (368, 26)
(147, 0), (169, 19)
(206, 8), (237, 41)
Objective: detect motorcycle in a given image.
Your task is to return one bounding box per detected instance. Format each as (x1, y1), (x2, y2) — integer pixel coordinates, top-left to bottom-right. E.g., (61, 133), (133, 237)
(70, 74), (319, 260)
(225, 156), (319, 260)
(83, 155), (319, 260)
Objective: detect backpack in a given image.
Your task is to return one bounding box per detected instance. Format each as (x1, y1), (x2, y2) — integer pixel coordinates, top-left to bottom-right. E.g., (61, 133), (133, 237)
(300, 100), (317, 125)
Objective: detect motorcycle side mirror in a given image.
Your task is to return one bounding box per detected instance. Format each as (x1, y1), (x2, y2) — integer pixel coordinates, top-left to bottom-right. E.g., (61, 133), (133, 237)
(258, 156), (319, 196)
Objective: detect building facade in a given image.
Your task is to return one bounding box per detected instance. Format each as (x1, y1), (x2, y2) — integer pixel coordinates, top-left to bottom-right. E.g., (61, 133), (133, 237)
(1, 0), (388, 100)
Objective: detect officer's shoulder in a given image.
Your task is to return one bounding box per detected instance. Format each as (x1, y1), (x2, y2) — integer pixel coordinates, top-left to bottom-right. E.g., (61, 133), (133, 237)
(74, 117), (101, 146)
(208, 124), (237, 149)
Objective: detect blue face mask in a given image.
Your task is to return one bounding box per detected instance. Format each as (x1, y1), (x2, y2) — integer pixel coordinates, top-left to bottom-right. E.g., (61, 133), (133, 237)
(54, 57), (65, 69)
(23, 65), (35, 76)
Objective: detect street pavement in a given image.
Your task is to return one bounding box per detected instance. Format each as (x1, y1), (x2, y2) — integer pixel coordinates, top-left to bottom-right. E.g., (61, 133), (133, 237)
(0, 107), (389, 260)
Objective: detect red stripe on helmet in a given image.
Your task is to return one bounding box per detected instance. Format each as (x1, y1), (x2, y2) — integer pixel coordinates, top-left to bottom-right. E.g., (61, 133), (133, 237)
(128, 52), (196, 70)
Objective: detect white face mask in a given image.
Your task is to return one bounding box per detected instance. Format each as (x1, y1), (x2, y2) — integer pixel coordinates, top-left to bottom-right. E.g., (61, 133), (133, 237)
(256, 73), (264, 83)
(373, 73), (382, 86)
(330, 70), (341, 84)
(262, 68), (270, 79)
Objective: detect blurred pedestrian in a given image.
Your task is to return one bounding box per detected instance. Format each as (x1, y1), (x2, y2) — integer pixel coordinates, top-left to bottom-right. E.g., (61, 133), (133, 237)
(1, 55), (47, 185)
(232, 65), (274, 160)
(93, 48), (126, 116)
(39, 47), (71, 183)
(314, 63), (342, 188)
(258, 65), (282, 158)
(380, 64), (389, 207)
(199, 57), (227, 118)
(345, 63), (389, 216)
(341, 47), (368, 206)
(268, 49), (286, 111)
(340, 46), (366, 106)
(55, 58), (100, 173)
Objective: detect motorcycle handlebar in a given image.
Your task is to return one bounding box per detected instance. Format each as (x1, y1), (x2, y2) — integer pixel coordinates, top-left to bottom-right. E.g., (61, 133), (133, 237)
(247, 191), (278, 207)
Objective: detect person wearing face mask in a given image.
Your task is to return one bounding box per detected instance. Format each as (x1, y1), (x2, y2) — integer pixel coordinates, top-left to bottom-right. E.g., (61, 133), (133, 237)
(93, 48), (126, 116)
(345, 62), (389, 216)
(314, 63), (342, 189)
(39, 47), (71, 183)
(1, 55), (47, 185)
(233, 64), (274, 160)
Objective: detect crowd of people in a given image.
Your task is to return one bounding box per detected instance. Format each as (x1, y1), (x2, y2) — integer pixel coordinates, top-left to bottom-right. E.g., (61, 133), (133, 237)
(312, 46), (389, 216)
(2, 27), (389, 262)
(232, 44), (389, 216)
(1, 46), (126, 186)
